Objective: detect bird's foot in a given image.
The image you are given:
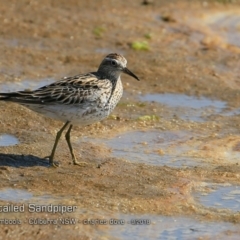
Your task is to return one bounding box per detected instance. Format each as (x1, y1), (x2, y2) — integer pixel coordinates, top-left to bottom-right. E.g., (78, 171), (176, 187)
(50, 161), (59, 168)
(44, 156), (59, 168)
(70, 152), (87, 166)
(73, 159), (87, 167)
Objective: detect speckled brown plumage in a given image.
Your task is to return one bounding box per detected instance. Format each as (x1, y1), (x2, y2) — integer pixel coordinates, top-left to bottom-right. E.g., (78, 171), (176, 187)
(0, 53), (140, 167)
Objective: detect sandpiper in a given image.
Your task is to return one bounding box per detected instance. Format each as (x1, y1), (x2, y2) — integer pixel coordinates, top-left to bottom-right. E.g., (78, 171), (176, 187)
(0, 53), (140, 167)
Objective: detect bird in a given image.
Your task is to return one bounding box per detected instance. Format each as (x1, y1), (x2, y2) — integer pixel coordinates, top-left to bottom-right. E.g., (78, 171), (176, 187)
(0, 53), (140, 167)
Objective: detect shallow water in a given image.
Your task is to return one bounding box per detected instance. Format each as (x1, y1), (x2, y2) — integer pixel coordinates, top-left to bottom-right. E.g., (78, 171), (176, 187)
(85, 130), (207, 167)
(0, 134), (19, 146)
(140, 93), (227, 122)
(0, 188), (33, 202)
(107, 214), (239, 240)
(140, 93), (226, 110)
(0, 188), (63, 203)
(85, 129), (240, 167)
(194, 183), (240, 212)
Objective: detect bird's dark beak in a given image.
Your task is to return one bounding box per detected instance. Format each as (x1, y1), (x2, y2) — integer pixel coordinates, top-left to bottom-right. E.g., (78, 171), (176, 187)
(123, 68), (140, 81)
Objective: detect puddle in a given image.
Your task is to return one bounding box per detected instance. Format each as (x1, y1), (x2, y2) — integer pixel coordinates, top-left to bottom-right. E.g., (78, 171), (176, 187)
(107, 214), (240, 240)
(0, 78), (55, 92)
(0, 134), (19, 146)
(140, 93), (228, 122)
(0, 188), (64, 203)
(0, 188), (33, 202)
(70, 209), (240, 239)
(194, 183), (240, 212)
(85, 130), (206, 167)
(140, 94), (226, 109)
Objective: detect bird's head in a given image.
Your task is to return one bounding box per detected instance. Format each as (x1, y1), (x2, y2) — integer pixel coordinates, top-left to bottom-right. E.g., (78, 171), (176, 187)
(98, 53), (140, 81)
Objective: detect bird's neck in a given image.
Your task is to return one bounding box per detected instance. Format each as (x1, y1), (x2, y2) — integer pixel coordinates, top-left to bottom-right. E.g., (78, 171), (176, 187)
(97, 67), (121, 82)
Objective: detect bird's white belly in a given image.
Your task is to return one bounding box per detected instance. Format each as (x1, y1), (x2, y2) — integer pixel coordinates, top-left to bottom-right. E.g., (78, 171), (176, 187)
(25, 103), (111, 126)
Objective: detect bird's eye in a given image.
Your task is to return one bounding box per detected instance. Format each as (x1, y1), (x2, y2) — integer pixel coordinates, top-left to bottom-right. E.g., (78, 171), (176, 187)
(111, 60), (116, 66)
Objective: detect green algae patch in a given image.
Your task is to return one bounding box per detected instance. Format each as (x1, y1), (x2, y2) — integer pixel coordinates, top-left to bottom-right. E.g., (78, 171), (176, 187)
(137, 115), (159, 121)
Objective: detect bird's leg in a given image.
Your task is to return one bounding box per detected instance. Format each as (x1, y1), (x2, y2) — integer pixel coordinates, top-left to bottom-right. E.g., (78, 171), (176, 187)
(65, 124), (87, 166)
(48, 121), (70, 167)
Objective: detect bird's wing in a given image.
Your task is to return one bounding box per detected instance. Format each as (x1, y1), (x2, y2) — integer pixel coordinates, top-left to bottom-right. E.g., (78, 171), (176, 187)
(0, 73), (112, 105)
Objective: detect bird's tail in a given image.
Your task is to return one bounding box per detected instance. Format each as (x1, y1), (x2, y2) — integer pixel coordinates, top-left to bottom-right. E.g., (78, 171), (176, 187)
(0, 92), (19, 101)
(0, 92), (25, 101)
(0, 91), (42, 104)
(0, 93), (11, 101)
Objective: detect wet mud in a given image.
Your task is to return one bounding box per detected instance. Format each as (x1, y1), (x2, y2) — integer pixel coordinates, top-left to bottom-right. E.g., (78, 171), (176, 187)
(0, 0), (240, 239)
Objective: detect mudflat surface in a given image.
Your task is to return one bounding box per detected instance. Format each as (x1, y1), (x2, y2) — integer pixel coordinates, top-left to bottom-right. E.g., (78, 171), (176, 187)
(0, 0), (240, 239)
